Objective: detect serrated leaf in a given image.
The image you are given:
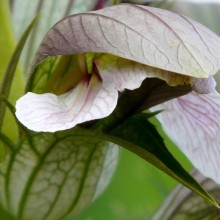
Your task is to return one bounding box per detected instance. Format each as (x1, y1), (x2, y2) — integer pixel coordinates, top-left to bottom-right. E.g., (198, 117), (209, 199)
(101, 113), (219, 208)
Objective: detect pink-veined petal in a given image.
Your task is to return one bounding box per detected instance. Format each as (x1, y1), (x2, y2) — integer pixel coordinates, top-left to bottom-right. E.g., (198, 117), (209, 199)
(16, 54), (193, 132)
(35, 4), (220, 78)
(16, 55), (156, 133)
(192, 76), (216, 94)
(95, 54), (192, 91)
(151, 91), (220, 183)
(15, 73), (117, 132)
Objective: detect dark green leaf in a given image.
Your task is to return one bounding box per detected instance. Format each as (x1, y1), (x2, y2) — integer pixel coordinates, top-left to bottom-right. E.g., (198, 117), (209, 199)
(100, 113), (219, 207)
(92, 77), (190, 132)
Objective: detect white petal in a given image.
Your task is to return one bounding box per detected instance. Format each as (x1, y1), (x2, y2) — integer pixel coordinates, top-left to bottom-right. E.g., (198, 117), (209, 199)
(193, 76), (216, 94)
(151, 91), (220, 183)
(16, 54), (193, 133)
(36, 4), (220, 78)
(95, 54), (192, 91)
(15, 74), (117, 132)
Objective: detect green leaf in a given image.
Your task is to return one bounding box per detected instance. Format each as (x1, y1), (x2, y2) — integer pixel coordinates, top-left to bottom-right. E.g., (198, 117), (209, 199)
(71, 146), (177, 220)
(0, 0), (25, 145)
(113, 0), (120, 4)
(0, 205), (14, 220)
(0, 1), (16, 77)
(0, 130), (16, 153)
(101, 113), (219, 208)
(0, 128), (119, 220)
(27, 54), (87, 95)
(26, 56), (60, 93)
(0, 16), (38, 130)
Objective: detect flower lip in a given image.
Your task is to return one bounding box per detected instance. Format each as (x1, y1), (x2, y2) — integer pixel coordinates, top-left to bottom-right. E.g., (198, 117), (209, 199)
(16, 53), (196, 133)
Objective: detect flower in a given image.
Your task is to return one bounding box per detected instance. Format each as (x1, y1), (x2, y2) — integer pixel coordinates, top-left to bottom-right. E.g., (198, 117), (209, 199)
(150, 0), (220, 184)
(151, 78), (220, 184)
(15, 3), (220, 185)
(15, 53), (193, 132)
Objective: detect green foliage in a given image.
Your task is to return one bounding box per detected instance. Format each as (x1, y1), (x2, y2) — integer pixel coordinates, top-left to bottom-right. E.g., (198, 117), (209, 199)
(26, 56), (60, 93)
(0, 0), (25, 143)
(67, 148), (177, 220)
(0, 16), (38, 130)
(102, 113), (218, 207)
(0, 128), (118, 220)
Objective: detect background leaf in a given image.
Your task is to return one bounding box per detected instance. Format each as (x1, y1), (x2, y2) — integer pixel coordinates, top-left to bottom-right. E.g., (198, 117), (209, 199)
(0, 129), (119, 220)
(67, 148), (176, 220)
(0, 16), (37, 130)
(151, 170), (220, 220)
(0, 0), (24, 157)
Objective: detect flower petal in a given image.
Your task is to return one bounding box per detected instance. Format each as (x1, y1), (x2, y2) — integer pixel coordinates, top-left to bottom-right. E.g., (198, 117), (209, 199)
(95, 54), (192, 90)
(35, 4), (220, 78)
(16, 53), (193, 132)
(15, 73), (117, 132)
(151, 91), (220, 183)
(192, 76), (216, 94)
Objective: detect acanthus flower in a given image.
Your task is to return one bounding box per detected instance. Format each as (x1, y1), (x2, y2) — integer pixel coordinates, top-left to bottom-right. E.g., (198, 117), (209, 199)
(15, 4), (220, 183)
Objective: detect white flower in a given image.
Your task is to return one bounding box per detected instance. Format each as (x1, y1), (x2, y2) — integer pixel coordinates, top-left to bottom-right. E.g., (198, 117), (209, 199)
(15, 4), (220, 183)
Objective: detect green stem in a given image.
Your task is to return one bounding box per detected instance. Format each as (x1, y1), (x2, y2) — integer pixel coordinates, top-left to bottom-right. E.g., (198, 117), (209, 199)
(0, 0), (25, 143)
(0, 16), (37, 130)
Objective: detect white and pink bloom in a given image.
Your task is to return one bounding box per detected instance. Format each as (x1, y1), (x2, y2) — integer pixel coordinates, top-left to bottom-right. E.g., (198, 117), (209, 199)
(15, 4), (220, 183)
